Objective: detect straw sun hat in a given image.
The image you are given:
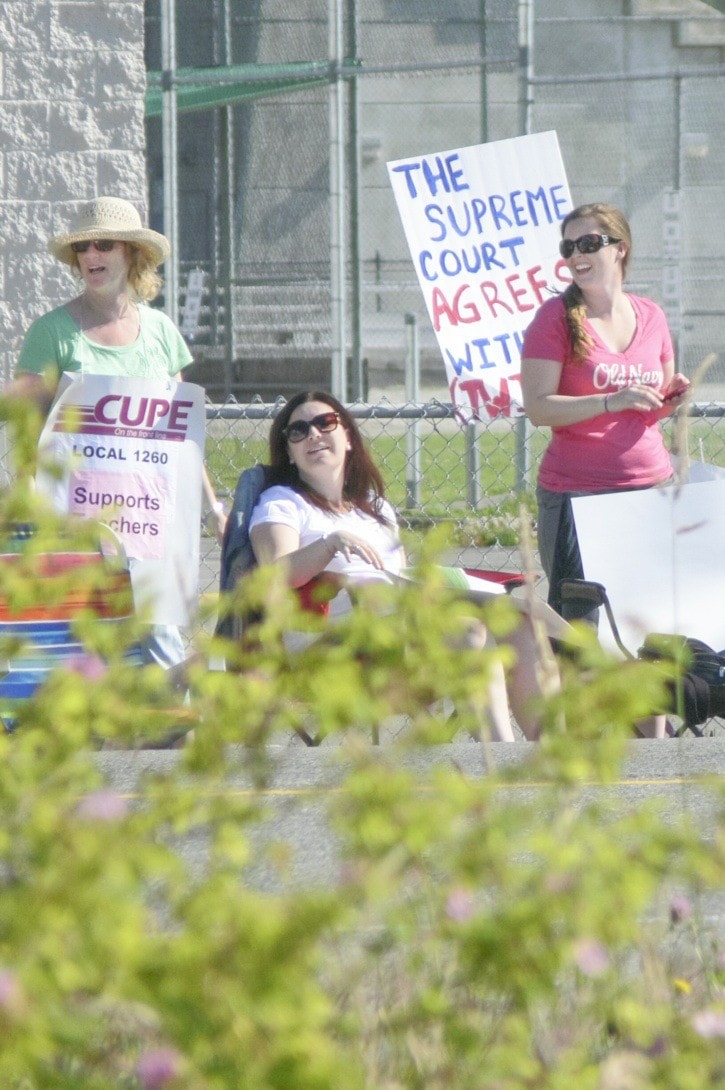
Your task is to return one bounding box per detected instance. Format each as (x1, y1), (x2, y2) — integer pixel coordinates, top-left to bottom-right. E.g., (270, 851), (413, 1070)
(49, 197), (171, 267)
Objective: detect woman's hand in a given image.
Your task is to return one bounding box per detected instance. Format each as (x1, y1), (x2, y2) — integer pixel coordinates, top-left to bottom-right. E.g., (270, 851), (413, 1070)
(658, 373), (691, 416)
(605, 383), (665, 413)
(325, 530), (385, 570)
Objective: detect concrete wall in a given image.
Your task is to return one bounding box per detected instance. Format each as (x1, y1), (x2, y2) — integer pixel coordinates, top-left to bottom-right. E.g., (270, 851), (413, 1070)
(0, 0), (148, 383)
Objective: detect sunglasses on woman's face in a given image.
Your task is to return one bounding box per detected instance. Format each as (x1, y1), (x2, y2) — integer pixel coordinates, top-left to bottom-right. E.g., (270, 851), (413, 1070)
(284, 411), (340, 443)
(559, 233), (621, 259)
(70, 239), (119, 254)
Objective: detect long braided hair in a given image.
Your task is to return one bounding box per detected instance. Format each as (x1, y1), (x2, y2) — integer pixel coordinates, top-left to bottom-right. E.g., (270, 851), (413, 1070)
(561, 203), (632, 362)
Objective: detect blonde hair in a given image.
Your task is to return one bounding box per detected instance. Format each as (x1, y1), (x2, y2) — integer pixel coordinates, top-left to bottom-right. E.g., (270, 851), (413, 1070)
(69, 243), (163, 303)
(126, 245), (164, 302)
(561, 203), (632, 362)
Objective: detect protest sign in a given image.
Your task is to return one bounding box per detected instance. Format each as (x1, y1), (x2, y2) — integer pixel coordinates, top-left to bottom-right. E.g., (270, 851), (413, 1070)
(36, 374), (206, 626)
(387, 131), (572, 421)
(573, 480), (725, 655)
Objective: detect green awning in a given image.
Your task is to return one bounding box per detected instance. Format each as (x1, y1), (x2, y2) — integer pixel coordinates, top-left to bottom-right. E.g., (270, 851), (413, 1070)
(145, 62), (331, 117)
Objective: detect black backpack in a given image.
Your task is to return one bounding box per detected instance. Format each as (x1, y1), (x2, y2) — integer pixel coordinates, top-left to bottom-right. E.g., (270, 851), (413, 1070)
(639, 635), (725, 728)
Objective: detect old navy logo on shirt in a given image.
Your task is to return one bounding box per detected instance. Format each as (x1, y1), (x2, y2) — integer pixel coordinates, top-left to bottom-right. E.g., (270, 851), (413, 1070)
(593, 363), (662, 389)
(54, 394), (195, 442)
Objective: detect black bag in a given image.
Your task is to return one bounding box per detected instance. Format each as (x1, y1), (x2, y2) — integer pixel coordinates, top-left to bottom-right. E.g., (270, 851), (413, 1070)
(639, 635), (725, 728)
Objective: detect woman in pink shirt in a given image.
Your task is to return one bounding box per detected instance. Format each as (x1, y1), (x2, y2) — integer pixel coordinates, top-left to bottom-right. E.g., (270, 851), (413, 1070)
(521, 202), (689, 629)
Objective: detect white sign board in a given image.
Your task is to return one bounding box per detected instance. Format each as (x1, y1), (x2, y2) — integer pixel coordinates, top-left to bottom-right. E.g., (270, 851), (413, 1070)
(181, 267), (205, 340)
(387, 131), (572, 421)
(572, 480), (725, 655)
(36, 374), (206, 626)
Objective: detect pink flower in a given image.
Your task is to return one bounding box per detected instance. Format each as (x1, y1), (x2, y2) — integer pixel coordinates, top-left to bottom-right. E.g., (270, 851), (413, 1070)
(670, 894), (694, 924)
(0, 970), (23, 1016)
(573, 938), (610, 977)
(136, 1047), (182, 1088)
(445, 887), (474, 923)
(692, 1008), (725, 1039)
(76, 789), (128, 822)
(545, 872), (574, 895)
(66, 653), (107, 681)
(646, 1035), (669, 1058)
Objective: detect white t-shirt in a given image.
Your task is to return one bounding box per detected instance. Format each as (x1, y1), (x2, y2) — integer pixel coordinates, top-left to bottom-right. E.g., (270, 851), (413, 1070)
(249, 485), (404, 597)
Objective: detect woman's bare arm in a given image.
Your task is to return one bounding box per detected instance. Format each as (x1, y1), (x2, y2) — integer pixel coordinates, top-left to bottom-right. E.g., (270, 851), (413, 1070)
(250, 521), (384, 587)
(522, 356), (666, 426)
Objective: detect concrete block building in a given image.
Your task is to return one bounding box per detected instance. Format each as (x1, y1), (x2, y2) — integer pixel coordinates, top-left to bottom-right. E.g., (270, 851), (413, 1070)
(0, 0), (147, 383)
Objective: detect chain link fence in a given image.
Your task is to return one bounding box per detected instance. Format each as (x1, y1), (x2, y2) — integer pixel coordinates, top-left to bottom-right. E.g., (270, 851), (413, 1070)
(2, 396), (723, 731)
(144, 2), (725, 404)
(199, 394), (725, 735)
(200, 397), (725, 605)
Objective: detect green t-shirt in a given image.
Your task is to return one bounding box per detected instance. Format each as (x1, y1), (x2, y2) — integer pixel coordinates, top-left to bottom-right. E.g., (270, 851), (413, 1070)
(17, 304), (193, 381)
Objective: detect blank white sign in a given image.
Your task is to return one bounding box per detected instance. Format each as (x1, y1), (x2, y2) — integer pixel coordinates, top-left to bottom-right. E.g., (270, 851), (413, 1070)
(572, 479), (725, 655)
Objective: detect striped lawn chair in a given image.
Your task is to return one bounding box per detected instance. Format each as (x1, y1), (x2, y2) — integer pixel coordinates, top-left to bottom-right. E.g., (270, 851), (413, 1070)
(0, 527), (135, 732)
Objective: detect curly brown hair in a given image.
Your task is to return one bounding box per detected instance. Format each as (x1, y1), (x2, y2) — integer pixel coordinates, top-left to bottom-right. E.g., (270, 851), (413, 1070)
(561, 203), (632, 362)
(268, 391), (392, 525)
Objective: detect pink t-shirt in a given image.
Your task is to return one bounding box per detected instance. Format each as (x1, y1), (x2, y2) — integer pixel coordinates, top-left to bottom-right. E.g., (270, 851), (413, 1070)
(522, 293), (674, 493)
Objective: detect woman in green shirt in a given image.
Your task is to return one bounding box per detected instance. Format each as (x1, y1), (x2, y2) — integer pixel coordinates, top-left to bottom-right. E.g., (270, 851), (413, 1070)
(18, 198), (188, 384)
(12, 196), (226, 668)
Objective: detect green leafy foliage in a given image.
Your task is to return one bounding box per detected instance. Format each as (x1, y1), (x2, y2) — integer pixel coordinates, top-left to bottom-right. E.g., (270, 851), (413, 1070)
(0, 424), (721, 1088)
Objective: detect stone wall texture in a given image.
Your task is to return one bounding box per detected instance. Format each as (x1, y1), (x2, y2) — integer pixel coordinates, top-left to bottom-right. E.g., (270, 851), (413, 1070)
(0, 0), (147, 382)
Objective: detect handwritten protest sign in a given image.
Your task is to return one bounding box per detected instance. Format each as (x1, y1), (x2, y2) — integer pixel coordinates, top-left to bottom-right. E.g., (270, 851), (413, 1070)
(36, 374), (206, 626)
(387, 131), (572, 421)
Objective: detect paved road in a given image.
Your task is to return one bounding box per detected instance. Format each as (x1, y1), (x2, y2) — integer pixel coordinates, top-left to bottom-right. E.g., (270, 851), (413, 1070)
(96, 737), (725, 924)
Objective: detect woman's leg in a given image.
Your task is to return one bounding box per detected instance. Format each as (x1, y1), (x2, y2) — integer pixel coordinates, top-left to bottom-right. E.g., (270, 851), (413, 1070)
(485, 658), (518, 742)
(537, 486), (599, 626)
(463, 613), (562, 742)
(503, 614), (561, 741)
(462, 620), (516, 742)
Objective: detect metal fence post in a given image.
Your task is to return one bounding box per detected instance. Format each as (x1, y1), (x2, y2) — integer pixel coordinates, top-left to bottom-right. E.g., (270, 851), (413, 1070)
(404, 313), (421, 509)
(465, 422), (482, 508)
(160, 0), (179, 326)
(329, 0), (347, 401)
(515, 414), (531, 492)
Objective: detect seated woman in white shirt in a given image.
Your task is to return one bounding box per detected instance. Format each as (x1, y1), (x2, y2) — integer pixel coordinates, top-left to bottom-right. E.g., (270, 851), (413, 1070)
(248, 391), (559, 742)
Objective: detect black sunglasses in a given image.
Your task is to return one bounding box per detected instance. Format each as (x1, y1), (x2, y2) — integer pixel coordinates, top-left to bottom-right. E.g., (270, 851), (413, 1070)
(283, 411), (341, 443)
(70, 239), (119, 254)
(559, 233), (621, 259)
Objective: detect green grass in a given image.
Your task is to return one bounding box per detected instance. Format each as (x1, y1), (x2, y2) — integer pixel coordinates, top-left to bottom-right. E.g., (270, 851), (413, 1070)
(206, 429), (549, 513)
(204, 416), (725, 553)
(206, 437), (268, 495)
(666, 417), (725, 467)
